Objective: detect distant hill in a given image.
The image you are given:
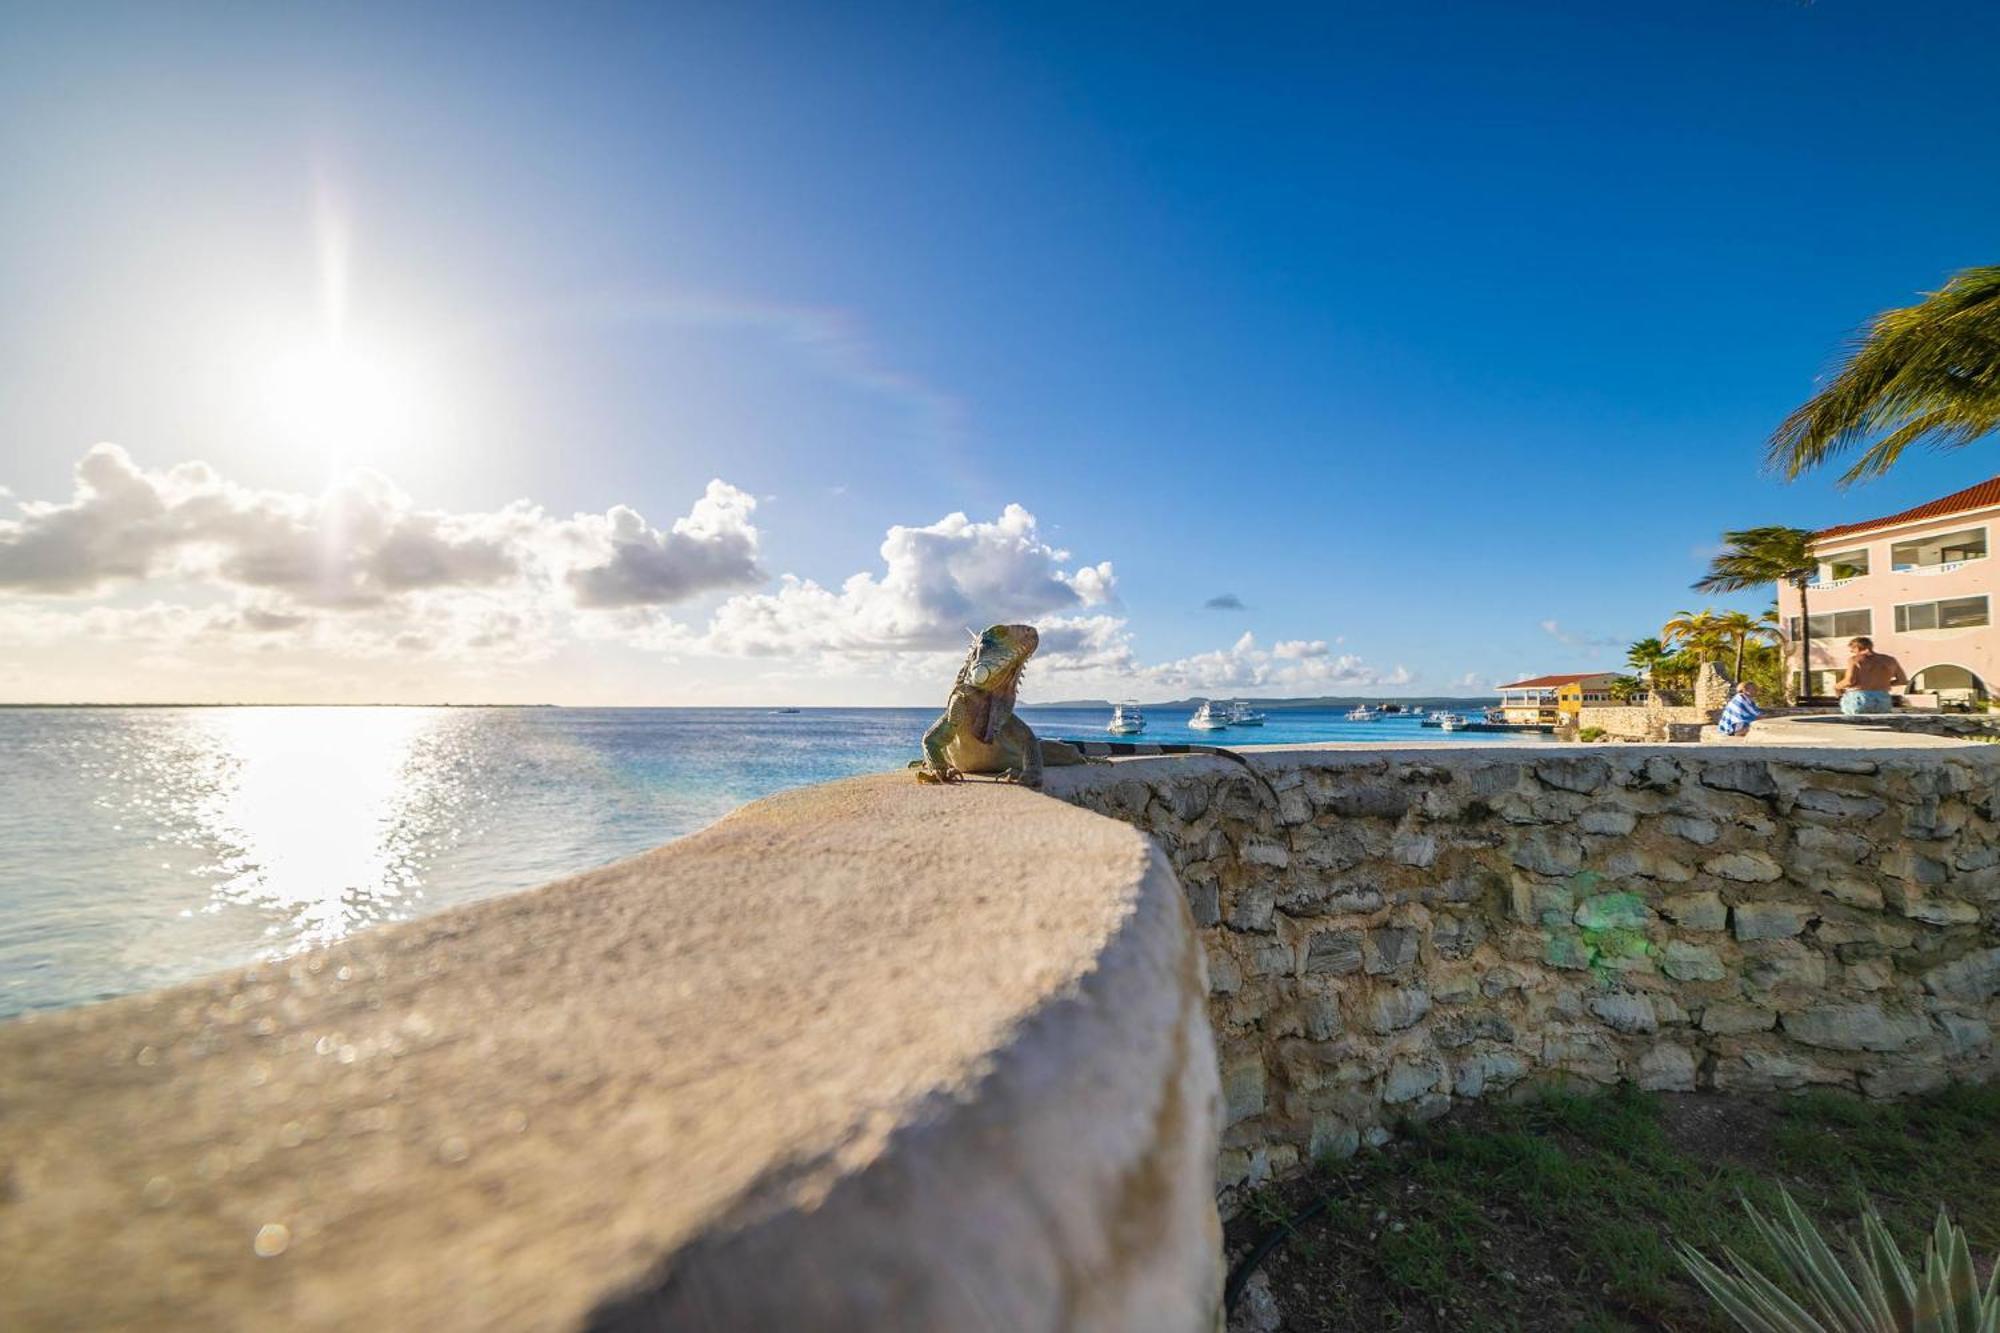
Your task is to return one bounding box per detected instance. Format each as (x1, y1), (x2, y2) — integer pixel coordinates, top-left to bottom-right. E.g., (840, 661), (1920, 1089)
(1028, 695), (1494, 711)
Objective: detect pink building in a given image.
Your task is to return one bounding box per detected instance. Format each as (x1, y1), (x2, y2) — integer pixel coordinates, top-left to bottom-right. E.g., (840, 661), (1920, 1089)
(1777, 476), (2000, 702)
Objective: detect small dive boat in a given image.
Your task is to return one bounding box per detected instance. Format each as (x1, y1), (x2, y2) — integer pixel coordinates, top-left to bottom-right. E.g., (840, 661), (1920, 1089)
(1188, 701), (1232, 731)
(1107, 700), (1147, 735)
(1227, 700), (1266, 726)
(1437, 712), (1467, 732)
(1347, 705), (1383, 722)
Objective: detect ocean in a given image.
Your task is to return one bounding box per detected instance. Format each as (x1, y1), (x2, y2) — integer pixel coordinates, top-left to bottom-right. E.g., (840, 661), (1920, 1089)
(0, 703), (1535, 1017)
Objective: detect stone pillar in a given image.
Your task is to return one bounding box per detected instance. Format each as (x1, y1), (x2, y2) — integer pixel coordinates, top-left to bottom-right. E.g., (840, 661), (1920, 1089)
(1694, 661), (1733, 714)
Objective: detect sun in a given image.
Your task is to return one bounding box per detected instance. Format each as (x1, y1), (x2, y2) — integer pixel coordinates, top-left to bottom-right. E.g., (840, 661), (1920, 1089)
(262, 340), (419, 475)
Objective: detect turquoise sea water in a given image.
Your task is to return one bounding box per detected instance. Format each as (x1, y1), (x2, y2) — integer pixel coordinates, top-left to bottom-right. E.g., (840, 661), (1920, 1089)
(0, 704), (1534, 1017)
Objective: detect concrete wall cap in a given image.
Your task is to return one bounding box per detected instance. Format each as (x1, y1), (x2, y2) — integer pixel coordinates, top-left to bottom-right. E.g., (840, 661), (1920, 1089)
(0, 774), (1221, 1332)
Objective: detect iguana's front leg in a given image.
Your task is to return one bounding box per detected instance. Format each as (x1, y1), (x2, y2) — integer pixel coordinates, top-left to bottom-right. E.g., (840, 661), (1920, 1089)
(917, 702), (964, 783)
(996, 714), (1044, 789)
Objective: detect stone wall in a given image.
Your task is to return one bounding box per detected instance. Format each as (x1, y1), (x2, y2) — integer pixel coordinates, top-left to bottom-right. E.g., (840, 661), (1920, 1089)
(1047, 745), (2000, 1201)
(1571, 665), (1732, 742)
(1569, 702), (1710, 742)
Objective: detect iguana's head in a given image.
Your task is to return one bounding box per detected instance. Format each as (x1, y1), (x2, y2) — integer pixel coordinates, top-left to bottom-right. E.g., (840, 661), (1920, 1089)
(956, 623), (1039, 742)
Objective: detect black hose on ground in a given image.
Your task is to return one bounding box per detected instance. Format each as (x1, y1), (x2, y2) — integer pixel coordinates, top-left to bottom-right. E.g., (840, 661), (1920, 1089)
(1223, 1194), (1330, 1314)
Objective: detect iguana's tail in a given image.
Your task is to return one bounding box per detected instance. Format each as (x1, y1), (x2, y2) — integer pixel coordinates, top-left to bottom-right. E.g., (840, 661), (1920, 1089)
(1061, 740), (1283, 808)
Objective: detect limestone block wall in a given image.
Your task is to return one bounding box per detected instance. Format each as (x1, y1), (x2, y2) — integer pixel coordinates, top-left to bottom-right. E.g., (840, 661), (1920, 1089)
(0, 775), (1222, 1333)
(1047, 746), (2000, 1199)
(1568, 703), (1711, 742)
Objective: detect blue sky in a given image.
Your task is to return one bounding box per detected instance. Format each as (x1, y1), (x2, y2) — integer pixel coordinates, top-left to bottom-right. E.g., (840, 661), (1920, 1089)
(3, 1), (1998, 703)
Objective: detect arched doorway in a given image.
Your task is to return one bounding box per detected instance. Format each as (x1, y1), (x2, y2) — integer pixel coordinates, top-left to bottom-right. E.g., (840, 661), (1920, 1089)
(1910, 663), (1987, 702)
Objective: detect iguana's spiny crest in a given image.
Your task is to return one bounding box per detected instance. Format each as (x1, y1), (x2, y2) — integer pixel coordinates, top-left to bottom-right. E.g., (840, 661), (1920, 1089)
(954, 622), (1038, 743)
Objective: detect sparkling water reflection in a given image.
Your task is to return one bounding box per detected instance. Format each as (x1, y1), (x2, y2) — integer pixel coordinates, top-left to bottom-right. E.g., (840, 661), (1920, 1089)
(0, 703), (1525, 1017)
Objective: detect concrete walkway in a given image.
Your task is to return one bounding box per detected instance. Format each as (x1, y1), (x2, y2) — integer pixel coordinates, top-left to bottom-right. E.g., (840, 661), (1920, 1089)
(1701, 713), (1983, 748)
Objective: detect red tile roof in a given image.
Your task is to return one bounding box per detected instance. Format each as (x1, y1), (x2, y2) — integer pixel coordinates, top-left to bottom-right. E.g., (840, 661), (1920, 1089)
(1815, 476), (2000, 542)
(1496, 672), (1618, 690)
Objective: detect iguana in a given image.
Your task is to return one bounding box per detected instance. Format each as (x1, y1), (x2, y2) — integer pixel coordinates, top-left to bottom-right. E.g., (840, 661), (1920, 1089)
(913, 623), (1280, 804)
(914, 623), (1091, 789)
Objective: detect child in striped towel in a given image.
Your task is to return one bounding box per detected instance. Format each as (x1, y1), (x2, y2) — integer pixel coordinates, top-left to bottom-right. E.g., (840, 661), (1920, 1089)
(1717, 683), (1761, 736)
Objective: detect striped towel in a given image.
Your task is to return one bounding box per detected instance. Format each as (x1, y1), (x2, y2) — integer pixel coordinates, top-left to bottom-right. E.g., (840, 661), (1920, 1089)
(1717, 692), (1761, 735)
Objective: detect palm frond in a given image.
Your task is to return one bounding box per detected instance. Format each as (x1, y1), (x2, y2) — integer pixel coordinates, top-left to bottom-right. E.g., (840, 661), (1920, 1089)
(1769, 264), (2000, 484)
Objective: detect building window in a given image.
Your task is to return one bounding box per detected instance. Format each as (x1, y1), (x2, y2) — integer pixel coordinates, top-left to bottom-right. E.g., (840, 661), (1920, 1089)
(1822, 548), (1869, 579)
(1895, 596), (1990, 632)
(1786, 609), (1873, 639)
(1890, 527), (1988, 570)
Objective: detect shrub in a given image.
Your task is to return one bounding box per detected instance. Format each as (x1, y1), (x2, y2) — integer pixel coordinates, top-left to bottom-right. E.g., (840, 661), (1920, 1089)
(1579, 726), (1606, 742)
(1678, 1188), (1999, 1332)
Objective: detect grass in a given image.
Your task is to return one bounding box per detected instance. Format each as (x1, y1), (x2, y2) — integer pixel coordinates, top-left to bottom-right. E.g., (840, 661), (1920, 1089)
(1230, 1083), (2000, 1331)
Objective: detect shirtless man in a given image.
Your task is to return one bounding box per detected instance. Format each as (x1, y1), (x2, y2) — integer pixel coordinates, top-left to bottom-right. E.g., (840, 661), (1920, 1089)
(1834, 636), (1908, 715)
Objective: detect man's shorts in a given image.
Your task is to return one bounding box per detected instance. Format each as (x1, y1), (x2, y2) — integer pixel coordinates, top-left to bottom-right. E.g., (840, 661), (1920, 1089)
(1840, 690), (1893, 715)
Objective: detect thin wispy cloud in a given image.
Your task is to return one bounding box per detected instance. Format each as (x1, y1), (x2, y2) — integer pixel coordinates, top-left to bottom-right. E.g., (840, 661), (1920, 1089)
(1539, 618), (1622, 650)
(564, 293), (965, 447)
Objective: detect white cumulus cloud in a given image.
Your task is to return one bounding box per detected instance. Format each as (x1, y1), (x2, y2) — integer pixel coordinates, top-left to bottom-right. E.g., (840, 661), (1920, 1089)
(1136, 631), (1410, 693)
(702, 504), (1115, 656)
(0, 445), (770, 664)
(561, 482), (763, 608)
(3, 449), (1421, 700)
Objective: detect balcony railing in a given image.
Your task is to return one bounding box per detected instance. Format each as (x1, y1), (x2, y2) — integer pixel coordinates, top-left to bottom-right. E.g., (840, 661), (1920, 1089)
(1893, 558), (1983, 577)
(1806, 575), (1862, 590)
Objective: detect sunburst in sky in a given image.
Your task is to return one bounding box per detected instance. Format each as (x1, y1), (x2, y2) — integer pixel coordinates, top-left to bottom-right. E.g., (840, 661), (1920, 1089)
(3, 2), (1998, 703)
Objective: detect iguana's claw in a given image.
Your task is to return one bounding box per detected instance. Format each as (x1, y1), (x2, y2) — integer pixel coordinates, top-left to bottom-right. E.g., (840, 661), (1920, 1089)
(916, 765), (963, 785)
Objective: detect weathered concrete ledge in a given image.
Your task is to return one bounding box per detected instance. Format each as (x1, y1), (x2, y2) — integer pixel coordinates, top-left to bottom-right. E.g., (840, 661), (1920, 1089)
(0, 775), (1222, 1331)
(1046, 742), (2000, 1203)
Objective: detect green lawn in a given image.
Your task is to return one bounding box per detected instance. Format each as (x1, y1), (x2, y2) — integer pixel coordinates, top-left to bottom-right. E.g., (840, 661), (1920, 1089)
(1232, 1083), (2000, 1331)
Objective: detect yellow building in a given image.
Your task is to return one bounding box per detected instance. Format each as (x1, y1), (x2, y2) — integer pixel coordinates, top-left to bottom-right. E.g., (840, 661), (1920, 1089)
(1493, 673), (1622, 726)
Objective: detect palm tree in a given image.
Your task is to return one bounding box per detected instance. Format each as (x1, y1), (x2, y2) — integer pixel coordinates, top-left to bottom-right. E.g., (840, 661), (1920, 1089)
(1625, 637), (1672, 692)
(1693, 528), (1818, 702)
(1712, 608), (1780, 684)
(1768, 264), (2000, 484)
(1661, 609), (1728, 664)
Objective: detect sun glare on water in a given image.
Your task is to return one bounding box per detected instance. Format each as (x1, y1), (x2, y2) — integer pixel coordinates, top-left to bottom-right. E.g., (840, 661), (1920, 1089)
(189, 706), (449, 949)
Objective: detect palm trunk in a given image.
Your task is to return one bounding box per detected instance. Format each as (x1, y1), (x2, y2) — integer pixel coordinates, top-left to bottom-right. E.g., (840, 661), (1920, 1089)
(1733, 636), (1746, 684)
(1796, 578), (1813, 705)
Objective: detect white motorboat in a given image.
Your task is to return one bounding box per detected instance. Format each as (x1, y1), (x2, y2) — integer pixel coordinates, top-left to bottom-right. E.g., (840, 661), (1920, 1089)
(1107, 700), (1147, 735)
(1188, 701), (1231, 731)
(1227, 700), (1266, 726)
(1437, 712), (1468, 732)
(1347, 705), (1382, 722)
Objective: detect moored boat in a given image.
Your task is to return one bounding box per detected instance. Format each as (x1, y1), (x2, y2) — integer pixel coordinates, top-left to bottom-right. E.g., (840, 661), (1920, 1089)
(1347, 705), (1382, 722)
(1227, 700), (1266, 726)
(1107, 700), (1147, 735)
(1188, 701), (1231, 730)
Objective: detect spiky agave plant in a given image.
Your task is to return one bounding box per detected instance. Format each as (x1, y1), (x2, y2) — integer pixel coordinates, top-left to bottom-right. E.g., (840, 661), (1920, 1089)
(1678, 1189), (2000, 1332)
